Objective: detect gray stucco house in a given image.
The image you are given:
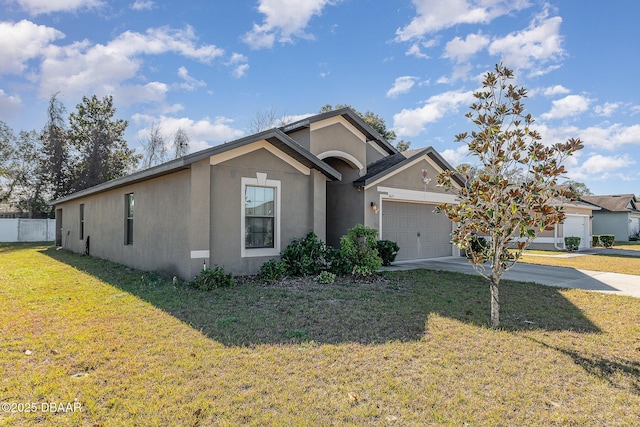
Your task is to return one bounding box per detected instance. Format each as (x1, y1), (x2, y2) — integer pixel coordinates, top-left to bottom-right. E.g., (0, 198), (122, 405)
(52, 108), (464, 279)
(581, 194), (640, 241)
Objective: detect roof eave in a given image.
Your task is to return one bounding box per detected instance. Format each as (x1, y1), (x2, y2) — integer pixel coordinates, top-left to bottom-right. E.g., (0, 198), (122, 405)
(52, 128), (341, 205)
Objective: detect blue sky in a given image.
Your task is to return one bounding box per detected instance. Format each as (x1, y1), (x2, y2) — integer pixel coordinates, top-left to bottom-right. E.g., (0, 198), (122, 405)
(1, 0), (639, 195)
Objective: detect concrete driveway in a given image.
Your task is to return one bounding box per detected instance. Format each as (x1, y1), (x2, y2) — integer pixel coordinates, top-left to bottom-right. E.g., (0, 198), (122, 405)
(382, 253), (640, 298)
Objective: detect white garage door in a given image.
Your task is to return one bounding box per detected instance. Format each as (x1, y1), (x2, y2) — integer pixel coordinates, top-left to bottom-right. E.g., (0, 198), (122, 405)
(381, 201), (453, 261)
(563, 215), (589, 249)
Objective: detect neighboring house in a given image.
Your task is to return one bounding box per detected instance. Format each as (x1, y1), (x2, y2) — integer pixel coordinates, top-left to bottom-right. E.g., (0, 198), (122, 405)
(527, 199), (598, 251)
(580, 194), (640, 241)
(52, 108), (465, 279)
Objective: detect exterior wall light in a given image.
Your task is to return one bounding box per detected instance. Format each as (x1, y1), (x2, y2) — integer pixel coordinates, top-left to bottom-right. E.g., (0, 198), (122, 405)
(370, 202), (378, 213)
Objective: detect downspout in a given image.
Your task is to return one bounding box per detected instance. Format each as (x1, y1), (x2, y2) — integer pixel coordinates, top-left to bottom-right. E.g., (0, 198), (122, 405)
(553, 223), (563, 250)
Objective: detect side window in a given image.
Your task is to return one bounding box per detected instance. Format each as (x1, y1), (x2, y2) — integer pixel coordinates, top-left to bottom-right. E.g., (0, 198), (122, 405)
(241, 176), (280, 257)
(79, 203), (84, 240)
(125, 193), (134, 245)
(245, 186), (275, 248)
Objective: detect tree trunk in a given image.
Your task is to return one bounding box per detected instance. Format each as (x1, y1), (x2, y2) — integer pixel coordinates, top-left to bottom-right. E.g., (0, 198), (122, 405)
(490, 275), (500, 328)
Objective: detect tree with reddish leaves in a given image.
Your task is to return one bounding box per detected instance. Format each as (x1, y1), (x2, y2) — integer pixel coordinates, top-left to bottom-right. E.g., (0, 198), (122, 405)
(438, 64), (584, 328)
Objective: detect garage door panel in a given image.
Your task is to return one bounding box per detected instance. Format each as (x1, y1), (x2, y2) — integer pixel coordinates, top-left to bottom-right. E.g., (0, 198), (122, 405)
(382, 201), (453, 261)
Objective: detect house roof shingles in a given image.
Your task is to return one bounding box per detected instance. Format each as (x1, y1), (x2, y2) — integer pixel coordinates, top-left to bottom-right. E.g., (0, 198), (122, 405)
(580, 194), (639, 212)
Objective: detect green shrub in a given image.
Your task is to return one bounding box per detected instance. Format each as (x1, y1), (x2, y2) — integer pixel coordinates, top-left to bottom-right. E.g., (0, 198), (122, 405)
(280, 231), (327, 276)
(315, 271), (336, 285)
(339, 224), (382, 276)
(190, 265), (233, 290)
(325, 246), (352, 276)
(564, 236), (581, 252)
(592, 235), (601, 247)
(258, 258), (287, 283)
(376, 240), (399, 266)
(599, 234), (615, 248)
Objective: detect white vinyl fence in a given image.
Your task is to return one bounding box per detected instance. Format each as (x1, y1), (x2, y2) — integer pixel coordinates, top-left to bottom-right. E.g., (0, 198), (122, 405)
(0, 219), (55, 242)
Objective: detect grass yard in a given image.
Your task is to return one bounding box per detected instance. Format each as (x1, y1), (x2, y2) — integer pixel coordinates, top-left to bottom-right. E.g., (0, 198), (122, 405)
(520, 252), (640, 275)
(614, 241), (640, 251)
(1, 243), (639, 426)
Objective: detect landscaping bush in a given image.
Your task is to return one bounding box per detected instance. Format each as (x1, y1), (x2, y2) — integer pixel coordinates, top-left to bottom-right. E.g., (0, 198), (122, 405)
(599, 234), (615, 248)
(258, 258), (287, 283)
(325, 246), (352, 276)
(376, 240), (400, 266)
(564, 236), (581, 252)
(190, 265), (233, 290)
(592, 235), (601, 247)
(315, 271), (336, 285)
(280, 231), (327, 276)
(339, 224), (382, 276)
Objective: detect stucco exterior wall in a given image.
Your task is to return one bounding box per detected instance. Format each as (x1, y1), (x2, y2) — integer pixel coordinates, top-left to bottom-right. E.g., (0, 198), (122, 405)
(372, 158), (447, 193)
(310, 122), (366, 172)
(365, 142), (387, 165)
(210, 148), (316, 275)
(592, 212), (629, 241)
(324, 158), (364, 247)
(56, 169), (192, 278)
(287, 128), (310, 151)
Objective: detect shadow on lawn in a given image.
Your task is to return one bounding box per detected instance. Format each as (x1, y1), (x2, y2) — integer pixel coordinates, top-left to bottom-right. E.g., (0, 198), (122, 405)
(529, 338), (640, 395)
(41, 248), (599, 346)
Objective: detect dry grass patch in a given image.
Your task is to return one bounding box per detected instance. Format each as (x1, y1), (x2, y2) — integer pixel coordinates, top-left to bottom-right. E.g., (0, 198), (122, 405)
(614, 241), (640, 251)
(1, 243), (639, 426)
(520, 252), (640, 275)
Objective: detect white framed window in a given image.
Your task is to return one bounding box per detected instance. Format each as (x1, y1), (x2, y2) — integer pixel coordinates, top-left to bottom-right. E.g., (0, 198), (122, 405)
(79, 203), (85, 240)
(125, 193), (134, 245)
(241, 175), (281, 257)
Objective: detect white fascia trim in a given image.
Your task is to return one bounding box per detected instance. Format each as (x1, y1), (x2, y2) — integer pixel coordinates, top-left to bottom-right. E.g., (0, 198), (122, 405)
(317, 150), (364, 172)
(363, 156), (448, 190)
(310, 116), (366, 142)
(241, 175), (281, 258)
(377, 186), (459, 205)
(210, 140), (311, 175)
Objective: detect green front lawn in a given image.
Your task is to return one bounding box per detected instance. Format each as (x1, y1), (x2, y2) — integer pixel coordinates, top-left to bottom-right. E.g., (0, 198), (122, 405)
(1, 244), (639, 426)
(520, 252), (640, 275)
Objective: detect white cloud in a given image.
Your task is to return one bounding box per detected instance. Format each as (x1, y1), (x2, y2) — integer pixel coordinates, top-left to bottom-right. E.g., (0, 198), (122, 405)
(132, 114), (245, 151)
(386, 76), (418, 98)
(0, 20), (64, 74)
(226, 52), (249, 78)
(535, 122), (640, 151)
(405, 38), (439, 59)
(441, 144), (470, 166)
(177, 66), (206, 91)
(541, 94), (591, 120)
(396, 0), (530, 41)
(10, 0), (103, 15)
(443, 32), (489, 63)
(131, 0), (155, 10)
(39, 26), (224, 100)
(242, 0), (334, 49)
(568, 153), (636, 181)
(488, 10), (564, 75)
(393, 89), (475, 137)
(113, 81), (168, 106)
(594, 102), (620, 117)
(542, 85), (570, 96)
(0, 89), (23, 117)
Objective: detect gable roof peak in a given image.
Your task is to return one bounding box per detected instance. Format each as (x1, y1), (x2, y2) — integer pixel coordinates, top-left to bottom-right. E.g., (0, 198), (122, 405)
(281, 107), (398, 155)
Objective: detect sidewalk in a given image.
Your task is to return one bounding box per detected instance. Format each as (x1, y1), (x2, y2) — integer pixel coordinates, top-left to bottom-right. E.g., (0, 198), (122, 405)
(382, 256), (640, 298)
